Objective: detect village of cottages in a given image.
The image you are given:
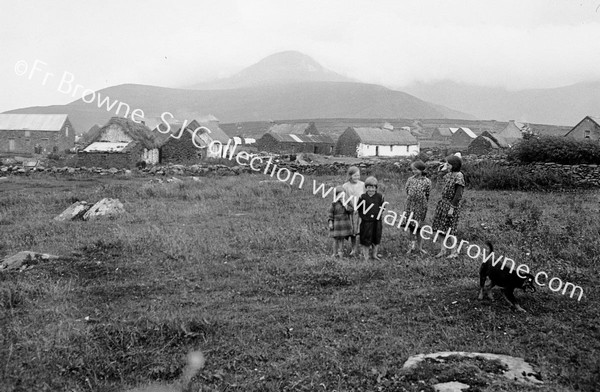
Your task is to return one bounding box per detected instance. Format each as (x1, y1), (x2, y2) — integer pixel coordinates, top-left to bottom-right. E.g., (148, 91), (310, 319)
(0, 113), (597, 167)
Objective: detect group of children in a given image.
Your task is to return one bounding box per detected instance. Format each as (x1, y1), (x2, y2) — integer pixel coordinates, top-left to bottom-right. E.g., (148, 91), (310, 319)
(327, 155), (465, 260)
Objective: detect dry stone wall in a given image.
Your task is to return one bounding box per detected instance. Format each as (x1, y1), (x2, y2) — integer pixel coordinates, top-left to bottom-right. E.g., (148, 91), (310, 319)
(1, 157), (600, 187)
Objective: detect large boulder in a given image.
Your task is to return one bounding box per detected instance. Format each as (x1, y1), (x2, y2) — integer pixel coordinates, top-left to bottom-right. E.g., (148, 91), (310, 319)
(54, 201), (91, 221)
(83, 198), (126, 220)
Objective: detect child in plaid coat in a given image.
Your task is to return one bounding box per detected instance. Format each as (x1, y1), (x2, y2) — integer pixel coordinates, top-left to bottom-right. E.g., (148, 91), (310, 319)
(328, 186), (353, 257)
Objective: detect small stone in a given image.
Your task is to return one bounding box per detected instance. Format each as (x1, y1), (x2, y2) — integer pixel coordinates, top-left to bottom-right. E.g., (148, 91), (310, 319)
(433, 381), (470, 392)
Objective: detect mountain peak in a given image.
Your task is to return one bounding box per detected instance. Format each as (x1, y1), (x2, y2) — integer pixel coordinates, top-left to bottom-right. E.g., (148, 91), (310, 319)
(189, 50), (353, 90)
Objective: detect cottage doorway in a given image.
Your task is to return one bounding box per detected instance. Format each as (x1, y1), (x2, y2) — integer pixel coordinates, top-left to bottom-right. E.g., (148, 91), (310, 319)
(375, 146), (379, 156)
(8, 139), (15, 152)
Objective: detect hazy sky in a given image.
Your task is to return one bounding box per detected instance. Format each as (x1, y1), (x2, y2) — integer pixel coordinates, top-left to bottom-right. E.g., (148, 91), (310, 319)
(2, 0), (600, 113)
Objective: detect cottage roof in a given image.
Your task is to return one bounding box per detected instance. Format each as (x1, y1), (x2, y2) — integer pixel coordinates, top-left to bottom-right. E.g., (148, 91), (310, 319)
(513, 121), (529, 131)
(353, 127), (418, 145)
(499, 120), (528, 142)
(460, 127), (477, 139)
(266, 132), (334, 144)
(480, 136), (500, 149)
(93, 117), (159, 149)
(489, 133), (509, 148)
(564, 115), (600, 137)
(0, 114), (68, 131)
(83, 142), (130, 152)
(198, 121), (230, 144)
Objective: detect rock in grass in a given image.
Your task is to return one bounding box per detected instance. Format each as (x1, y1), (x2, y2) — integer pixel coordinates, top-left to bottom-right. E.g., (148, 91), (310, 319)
(0, 251), (59, 271)
(83, 198), (126, 221)
(125, 350), (205, 392)
(402, 351), (543, 385)
(54, 201), (91, 221)
(433, 381), (470, 392)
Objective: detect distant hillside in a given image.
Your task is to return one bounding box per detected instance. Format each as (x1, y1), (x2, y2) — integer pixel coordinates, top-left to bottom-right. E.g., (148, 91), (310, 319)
(403, 80), (600, 126)
(6, 82), (474, 134)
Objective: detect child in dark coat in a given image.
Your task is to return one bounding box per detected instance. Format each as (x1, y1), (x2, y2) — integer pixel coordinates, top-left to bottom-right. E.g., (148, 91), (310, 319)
(328, 186), (352, 257)
(358, 176), (385, 261)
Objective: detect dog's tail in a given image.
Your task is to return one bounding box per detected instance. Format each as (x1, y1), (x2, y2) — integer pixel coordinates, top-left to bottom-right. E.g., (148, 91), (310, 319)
(485, 241), (493, 253)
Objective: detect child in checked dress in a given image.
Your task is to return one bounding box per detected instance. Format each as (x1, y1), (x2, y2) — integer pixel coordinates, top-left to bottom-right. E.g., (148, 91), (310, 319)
(432, 155), (465, 259)
(328, 186), (353, 257)
(405, 160), (431, 254)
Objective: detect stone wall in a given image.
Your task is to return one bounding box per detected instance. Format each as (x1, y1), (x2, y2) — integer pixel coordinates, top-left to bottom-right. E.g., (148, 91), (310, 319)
(76, 142), (144, 169)
(2, 157), (600, 188)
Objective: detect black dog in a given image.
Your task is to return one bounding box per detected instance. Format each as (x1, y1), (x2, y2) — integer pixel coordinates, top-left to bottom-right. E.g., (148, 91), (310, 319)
(478, 242), (536, 312)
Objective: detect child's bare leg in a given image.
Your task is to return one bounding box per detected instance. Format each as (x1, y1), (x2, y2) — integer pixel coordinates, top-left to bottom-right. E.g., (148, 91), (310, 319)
(406, 232), (416, 254)
(350, 236), (358, 256)
(331, 239), (338, 257)
(417, 234), (427, 254)
(362, 245), (370, 261)
(372, 244), (381, 260)
(435, 242), (447, 258)
(337, 239), (344, 256)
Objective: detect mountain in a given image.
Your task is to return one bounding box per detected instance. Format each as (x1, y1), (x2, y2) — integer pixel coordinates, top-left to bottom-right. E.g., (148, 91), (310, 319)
(403, 80), (600, 126)
(188, 51), (355, 89)
(4, 51), (474, 133)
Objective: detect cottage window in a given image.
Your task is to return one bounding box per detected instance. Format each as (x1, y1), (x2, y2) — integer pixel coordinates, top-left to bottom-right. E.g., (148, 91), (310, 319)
(65, 126), (69, 136)
(25, 130), (31, 137)
(584, 130), (591, 139)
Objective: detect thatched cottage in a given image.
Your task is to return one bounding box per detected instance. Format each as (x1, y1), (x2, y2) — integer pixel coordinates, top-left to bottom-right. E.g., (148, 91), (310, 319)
(468, 131), (510, 155)
(77, 117), (160, 168)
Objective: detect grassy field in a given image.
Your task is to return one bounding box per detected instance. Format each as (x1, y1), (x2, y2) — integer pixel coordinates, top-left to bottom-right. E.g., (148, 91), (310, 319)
(0, 171), (599, 392)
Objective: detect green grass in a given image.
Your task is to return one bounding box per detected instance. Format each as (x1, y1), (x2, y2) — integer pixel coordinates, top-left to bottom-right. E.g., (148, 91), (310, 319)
(1, 173), (599, 392)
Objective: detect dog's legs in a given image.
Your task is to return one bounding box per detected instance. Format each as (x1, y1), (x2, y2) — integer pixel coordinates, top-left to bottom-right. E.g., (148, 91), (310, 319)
(486, 283), (494, 300)
(479, 264), (488, 300)
(478, 277), (486, 300)
(501, 288), (526, 312)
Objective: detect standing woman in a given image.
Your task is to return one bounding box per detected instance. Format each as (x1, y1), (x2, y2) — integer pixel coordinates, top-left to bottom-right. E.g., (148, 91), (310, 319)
(432, 155), (465, 259)
(342, 166), (365, 256)
(405, 160), (431, 254)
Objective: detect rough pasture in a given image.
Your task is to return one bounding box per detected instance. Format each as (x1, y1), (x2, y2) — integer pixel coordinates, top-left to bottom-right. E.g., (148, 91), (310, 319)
(0, 173), (598, 391)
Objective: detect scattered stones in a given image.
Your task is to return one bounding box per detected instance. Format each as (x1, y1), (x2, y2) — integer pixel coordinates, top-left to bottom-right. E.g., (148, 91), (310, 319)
(0, 251), (60, 272)
(82, 198), (126, 220)
(54, 201), (91, 221)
